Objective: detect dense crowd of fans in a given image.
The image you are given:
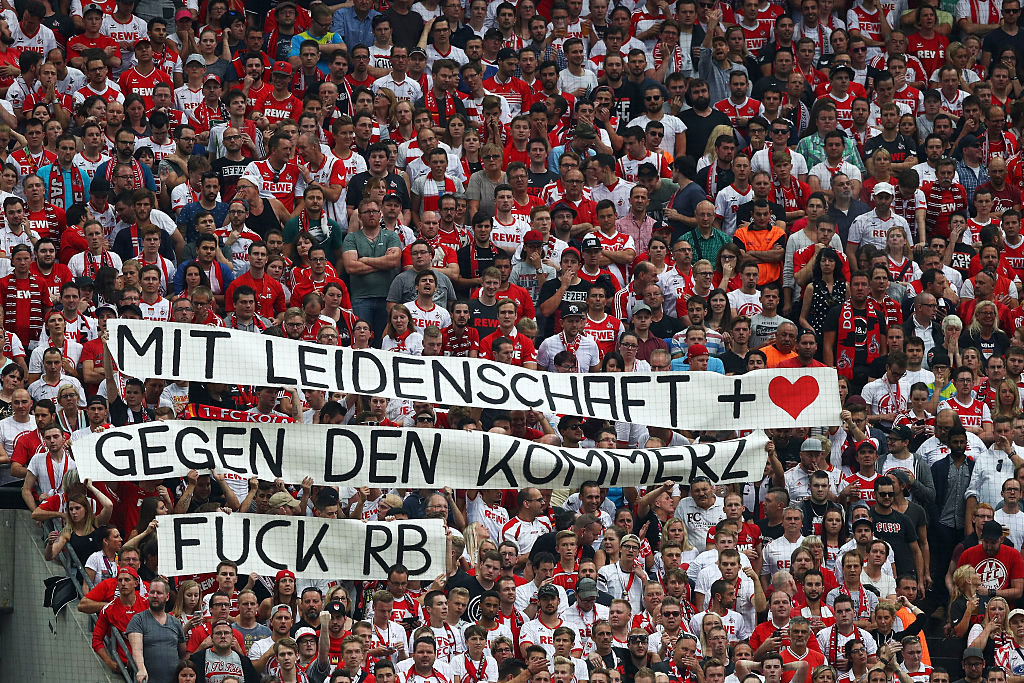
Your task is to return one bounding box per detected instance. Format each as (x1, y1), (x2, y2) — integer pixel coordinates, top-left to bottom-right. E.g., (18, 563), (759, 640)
(10, 0), (1024, 682)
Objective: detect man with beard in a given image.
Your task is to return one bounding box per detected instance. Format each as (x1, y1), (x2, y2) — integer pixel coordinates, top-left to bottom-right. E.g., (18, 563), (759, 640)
(127, 577), (186, 683)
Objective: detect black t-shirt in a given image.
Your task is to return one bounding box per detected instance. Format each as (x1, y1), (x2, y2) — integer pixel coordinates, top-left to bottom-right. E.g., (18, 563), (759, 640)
(468, 298), (500, 337)
(384, 8), (425, 49)
(538, 278), (600, 337)
(530, 530), (597, 562)
(863, 133), (917, 165)
(529, 169), (559, 197)
(212, 155), (253, 201)
(696, 164), (734, 196)
(680, 108), (731, 160)
(982, 28), (1024, 67)
(457, 243), (504, 281)
(717, 350), (746, 375)
(244, 198), (283, 240)
(445, 569), (491, 621)
(757, 518), (784, 541)
(650, 314), (685, 339)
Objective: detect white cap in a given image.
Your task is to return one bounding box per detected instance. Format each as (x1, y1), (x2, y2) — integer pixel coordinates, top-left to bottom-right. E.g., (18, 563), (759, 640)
(872, 181), (895, 197)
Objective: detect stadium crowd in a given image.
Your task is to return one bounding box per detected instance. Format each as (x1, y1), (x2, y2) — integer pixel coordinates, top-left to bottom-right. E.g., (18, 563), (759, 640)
(11, 0), (1024, 681)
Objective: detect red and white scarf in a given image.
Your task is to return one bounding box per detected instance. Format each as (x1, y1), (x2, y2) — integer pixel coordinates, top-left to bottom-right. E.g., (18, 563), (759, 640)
(47, 164), (85, 209)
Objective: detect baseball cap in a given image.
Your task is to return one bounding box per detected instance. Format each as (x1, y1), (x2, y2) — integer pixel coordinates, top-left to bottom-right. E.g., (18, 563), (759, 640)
(961, 135), (981, 148)
(484, 28), (503, 40)
(872, 182), (895, 197)
(572, 123), (598, 140)
(174, 8), (193, 20)
(963, 648), (986, 662)
(117, 565), (138, 579)
(268, 491), (301, 509)
(204, 74), (222, 85)
(561, 303), (586, 318)
(295, 626), (318, 641)
(851, 518), (874, 531)
(929, 350), (951, 367)
(497, 47), (518, 61)
(382, 191), (403, 204)
(326, 600), (347, 617)
(830, 65), (854, 79)
(551, 200), (577, 217)
(576, 578), (599, 599)
(889, 424), (912, 441)
(409, 46), (427, 57)
(275, 569), (295, 581)
(272, 61), (294, 77)
(537, 584), (559, 599)
(276, 0), (299, 10)
(134, 36), (152, 48)
(632, 302), (652, 316)
(889, 469), (910, 486)
(380, 493), (405, 510)
(84, 3), (103, 13)
(74, 276), (94, 289)
(621, 533), (642, 548)
(856, 438), (878, 452)
(94, 303), (118, 317)
(1010, 609), (1024, 622)
(923, 88), (941, 101)
(982, 520), (1004, 540)
(87, 395), (107, 407)
(90, 177), (111, 195)
(800, 437), (823, 452)
(185, 54), (205, 67)
(523, 230), (544, 244)
(271, 603), (293, 618)
(686, 343), (709, 360)
(560, 246), (581, 261)
(581, 235), (602, 251)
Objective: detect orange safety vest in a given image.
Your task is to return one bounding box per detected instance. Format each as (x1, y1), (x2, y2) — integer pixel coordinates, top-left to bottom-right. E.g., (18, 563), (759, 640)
(732, 224), (786, 285)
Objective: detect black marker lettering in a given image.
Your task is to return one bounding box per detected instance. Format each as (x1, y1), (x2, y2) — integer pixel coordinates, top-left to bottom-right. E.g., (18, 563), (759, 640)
(188, 328), (230, 379)
(298, 345), (330, 389)
(255, 518), (290, 570)
(352, 351), (386, 394)
(215, 514), (250, 565)
(94, 430), (136, 477)
(173, 516), (206, 571)
(363, 524), (393, 575)
(296, 520), (330, 572)
(117, 324), (163, 375)
(397, 524), (431, 576)
(392, 355), (428, 401)
(266, 339), (297, 385)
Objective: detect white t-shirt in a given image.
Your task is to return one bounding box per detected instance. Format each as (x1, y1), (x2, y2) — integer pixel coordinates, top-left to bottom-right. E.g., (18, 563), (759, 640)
(626, 114), (687, 156)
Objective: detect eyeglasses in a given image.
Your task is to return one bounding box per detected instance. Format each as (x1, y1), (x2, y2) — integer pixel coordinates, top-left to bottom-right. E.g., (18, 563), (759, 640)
(483, 154), (501, 160)
(649, 131), (664, 137)
(644, 95), (662, 101)
(620, 342), (639, 348)
(224, 134), (241, 140)
(416, 416), (435, 422)
(565, 424), (582, 431)
(661, 611), (680, 617)
(877, 491), (894, 498)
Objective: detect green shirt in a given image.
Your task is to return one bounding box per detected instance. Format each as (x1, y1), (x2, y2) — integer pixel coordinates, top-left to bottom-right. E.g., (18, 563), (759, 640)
(681, 227), (731, 265)
(342, 227), (401, 299)
(283, 213), (344, 255)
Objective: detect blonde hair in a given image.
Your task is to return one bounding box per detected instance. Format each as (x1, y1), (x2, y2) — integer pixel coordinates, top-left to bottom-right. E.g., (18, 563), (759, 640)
(994, 377), (1023, 419)
(703, 125), (734, 162)
(661, 517), (694, 552)
(171, 579), (202, 618)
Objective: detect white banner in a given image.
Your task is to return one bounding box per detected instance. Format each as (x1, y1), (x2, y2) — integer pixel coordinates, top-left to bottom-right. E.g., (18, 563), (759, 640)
(74, 422), (770, 488)
(157, 513), (446, 580)
(107, 320), (840, 430)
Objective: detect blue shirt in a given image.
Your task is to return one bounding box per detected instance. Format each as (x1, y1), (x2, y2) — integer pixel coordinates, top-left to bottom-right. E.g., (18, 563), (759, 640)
(331, 7), (380, 51)
(289, 30), (344, 75)
(669, 357), (726, 374)
(38, 163), (91, 209)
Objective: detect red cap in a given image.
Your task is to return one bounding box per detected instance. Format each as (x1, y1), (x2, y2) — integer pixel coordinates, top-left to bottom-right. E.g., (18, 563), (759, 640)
(275, 569), (295, 581)
(44, 310), (64, 323)
(272, 61), (293, 77)
(523, 230), (544, 244)
(856, 438), (879, 451)
(117, 565), (139, 579)
(686, 343), (709, 359)
(204, 73), (222, 85)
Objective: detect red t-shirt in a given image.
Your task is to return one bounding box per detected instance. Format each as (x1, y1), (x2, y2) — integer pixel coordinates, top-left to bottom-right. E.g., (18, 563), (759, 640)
(958, 544), (1024, 592)
(225, 272), (288, 319)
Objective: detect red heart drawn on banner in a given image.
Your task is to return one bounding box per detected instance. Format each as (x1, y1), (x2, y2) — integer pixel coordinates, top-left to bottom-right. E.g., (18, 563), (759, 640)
(768, 376), (819, 420)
